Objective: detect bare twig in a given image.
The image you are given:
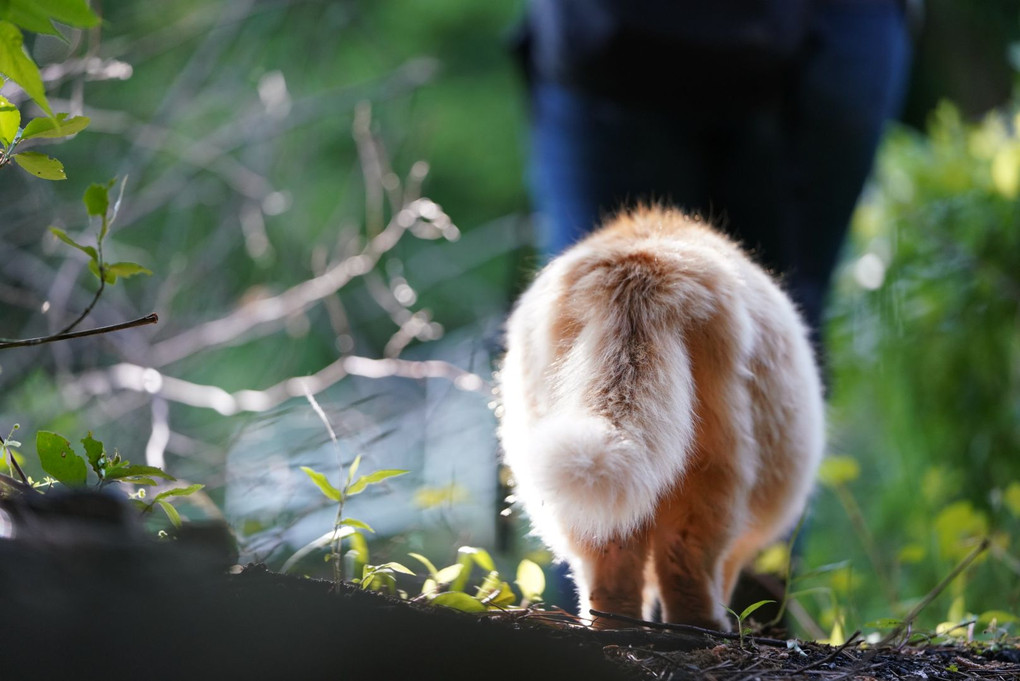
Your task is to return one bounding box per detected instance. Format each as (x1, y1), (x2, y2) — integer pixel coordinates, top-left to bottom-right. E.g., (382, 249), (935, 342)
(67, 355), (488, 416)
(0, 313), (158, 350)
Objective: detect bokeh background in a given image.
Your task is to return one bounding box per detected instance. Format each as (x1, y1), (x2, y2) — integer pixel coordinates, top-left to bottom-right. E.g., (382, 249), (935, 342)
(1, 0), (1019, 639)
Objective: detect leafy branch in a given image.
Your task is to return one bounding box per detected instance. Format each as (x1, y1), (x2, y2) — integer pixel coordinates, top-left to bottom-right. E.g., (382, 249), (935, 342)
(0, 179), (154, 350)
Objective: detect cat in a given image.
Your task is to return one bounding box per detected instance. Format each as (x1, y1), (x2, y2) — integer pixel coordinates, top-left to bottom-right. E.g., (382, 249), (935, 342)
(497, 206), (824, 630)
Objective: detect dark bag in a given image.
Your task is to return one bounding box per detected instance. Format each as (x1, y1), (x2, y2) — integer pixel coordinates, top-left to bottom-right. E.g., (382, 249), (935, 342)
(520, 0), (812, 103)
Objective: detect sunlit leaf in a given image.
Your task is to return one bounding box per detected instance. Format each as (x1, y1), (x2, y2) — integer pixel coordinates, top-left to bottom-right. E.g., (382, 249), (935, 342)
(817, 456), (860, 488)
(36, 430), (86, 487)
(373, 561), (415, 576)
(739, 599), (775, 622)
(339, 517), (374, 533)
(934, 501), (988, 562)
(49, 226), (97, 260)
(413, 483), (469, 509)
(20, 113), (89, 140)
(80, 432), (104, 475)
(897, 543), (926, 564)
(156, 500), (182, 527)
(0, 22), (50, 116)
(345, 453), (361, 488)
(408, 552), (439, 579)
(459, 546), (495, 572)
(346, 468), (408, 496)
(82, 180), (112, 217)
(105, 464), (175, 482)
(515, 559), (545, 602)
(430, 591), (486, 613)
(106, 262), (152, 279)
(300, 466), (342, 501)
(13, 150), (65, 179)
(0, 94), (19, 145)
(153, 484), (204, 502)
(434, 564), (464, 586)
(1, 0), (100, 35)
(754, 544), (789, 576)
(1003, 481), (1020, 518)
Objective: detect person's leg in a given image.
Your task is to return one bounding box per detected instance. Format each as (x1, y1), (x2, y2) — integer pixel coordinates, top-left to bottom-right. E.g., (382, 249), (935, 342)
(785, 0), (912, 335)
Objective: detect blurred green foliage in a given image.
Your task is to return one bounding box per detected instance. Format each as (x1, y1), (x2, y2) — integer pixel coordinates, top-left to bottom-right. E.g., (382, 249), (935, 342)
(805, 95), (1020, 635)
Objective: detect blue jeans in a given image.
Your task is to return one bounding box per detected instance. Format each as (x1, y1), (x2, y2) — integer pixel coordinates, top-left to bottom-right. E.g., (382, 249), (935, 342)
(527, 0), (911, 339)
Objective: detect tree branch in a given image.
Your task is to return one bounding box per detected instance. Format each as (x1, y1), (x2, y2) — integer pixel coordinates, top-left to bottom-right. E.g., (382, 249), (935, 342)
(0, 313), (158, 350)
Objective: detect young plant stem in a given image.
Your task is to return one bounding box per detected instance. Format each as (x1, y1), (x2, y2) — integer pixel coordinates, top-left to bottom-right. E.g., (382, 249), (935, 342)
(832, 482), (899, 606)
(769, 513), (807, 627)
(0, 313), (158, 350)
(56, 274), (105, 336)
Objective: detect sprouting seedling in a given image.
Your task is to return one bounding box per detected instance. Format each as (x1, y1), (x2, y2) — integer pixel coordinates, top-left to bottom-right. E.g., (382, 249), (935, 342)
(298, 387), (408, 583)
(48, 179), (152, 335)
(725, 599), (775, 649)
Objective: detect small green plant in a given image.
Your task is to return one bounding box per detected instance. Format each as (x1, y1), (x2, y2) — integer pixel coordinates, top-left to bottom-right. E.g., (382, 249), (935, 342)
(725, 599), (775, 649)
(0, 426), (202, 528)
(346, 539), (546, 613)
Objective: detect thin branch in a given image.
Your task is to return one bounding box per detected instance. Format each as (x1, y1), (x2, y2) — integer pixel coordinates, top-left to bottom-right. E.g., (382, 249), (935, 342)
(0, 313), (158, 350)
(55, 274), (105, 336)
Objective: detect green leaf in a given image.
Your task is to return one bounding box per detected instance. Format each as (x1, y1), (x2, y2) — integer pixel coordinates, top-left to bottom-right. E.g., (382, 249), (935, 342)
(118, 476), (158, 486)
(82, 180), (111, 217)
(459, 546), (496, 572)
(339, 517), (374, 533)
(104, 464), (175, 482)
(36, 430), (87, 487)
(49, 227), (97, 260)
(434, 564), (464, 586)
(408, 552), (439, 580)
(80, 432), (104, 474)
(374, 561), (415, 576)
(818, 455), (860, 488)
(346, 468), (409, 496)
(738, 599), (775, 622)
(13, 150), (65, 179)
(153, 484), (204, 502)
(0, 22), (51, 116)
(430, 591), (487, 613)
(515, 559), (545, 602)
(20, 113), (89, 140)
(105, 262), (152, 279)
(300, 466), (342, 502)
(0, 94), (19, 146)
(156, 499), (182, 527)
(1, 0), (100, 35)
(345, 453), (362, 488)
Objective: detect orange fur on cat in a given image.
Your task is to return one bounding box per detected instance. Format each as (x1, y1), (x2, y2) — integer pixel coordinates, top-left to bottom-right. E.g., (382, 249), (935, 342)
(498, 206), (824, 630)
